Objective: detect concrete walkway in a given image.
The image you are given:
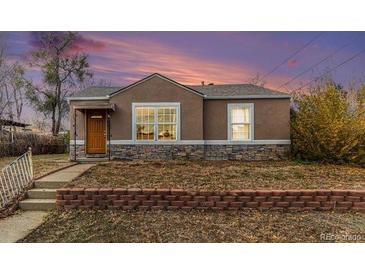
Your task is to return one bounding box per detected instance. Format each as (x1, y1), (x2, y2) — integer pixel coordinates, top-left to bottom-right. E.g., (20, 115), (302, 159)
(0, 163), (96, 242)
(0, 211), (47, 242)
(36, 163), (96, 185)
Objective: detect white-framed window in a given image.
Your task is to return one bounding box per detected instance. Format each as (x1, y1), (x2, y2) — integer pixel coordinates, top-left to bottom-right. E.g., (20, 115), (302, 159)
(227, 103), (254, 141)
(132, 103), (180, 142)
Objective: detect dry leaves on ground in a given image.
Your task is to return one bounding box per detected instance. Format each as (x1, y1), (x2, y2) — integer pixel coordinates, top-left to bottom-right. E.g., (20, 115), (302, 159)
(68, 160), (365, 190)
(20, 209), (365, 243)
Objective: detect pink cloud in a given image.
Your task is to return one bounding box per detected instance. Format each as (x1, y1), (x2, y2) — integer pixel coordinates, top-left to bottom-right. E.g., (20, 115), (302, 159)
(287, 59), (298, 67)
(82, 33), (292, 89)
(67, 35), (106, 54)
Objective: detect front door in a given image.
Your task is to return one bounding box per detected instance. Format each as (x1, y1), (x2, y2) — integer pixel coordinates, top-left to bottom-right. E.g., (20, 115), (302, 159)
(86, 110), (106, 154)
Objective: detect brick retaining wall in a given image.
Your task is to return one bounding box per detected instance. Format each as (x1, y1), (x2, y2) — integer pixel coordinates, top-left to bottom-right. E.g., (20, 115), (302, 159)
(56, 188), (365, 212)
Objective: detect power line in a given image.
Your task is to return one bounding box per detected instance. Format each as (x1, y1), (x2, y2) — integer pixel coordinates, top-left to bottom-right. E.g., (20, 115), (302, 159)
(277, 34), (361, 89)
(259, 32), (325, 82)
(292, 47), (365, 92)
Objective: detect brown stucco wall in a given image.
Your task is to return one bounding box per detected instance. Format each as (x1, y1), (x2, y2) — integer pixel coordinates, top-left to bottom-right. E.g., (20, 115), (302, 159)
(69, 77), (290, 142)
(109, 76), (204, 140)
(203, 98), (290, 140)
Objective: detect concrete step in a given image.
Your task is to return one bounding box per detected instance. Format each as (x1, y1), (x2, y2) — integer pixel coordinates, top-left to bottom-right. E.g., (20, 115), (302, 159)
(19, 199), (56, 211)
(34, 180), (65, 189)
(76, 157), (109, 163)
(27, 189), (56, 199)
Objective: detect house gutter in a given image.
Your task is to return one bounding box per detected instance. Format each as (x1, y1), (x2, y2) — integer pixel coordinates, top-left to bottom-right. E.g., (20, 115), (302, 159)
(66, 95), (110, 103)
(67, 94), (291, 102)
(204, 95), (291, 99)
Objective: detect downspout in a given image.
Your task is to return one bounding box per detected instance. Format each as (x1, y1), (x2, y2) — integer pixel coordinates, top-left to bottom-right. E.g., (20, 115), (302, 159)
(107, 109), (111, 161)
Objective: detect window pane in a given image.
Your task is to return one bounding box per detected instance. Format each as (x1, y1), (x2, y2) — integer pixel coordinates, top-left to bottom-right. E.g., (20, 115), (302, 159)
(135, 106), (178, 142)
(136, 124), (154, 140)
(136, 108), (143, 123)
(136, 107), (154, 124)
(147, 108), (155, 123)
(158, 124), (176, 140)
(232, 124), (250, 140)
(232, 107), (250, 123)
(158, 107), (176, 123)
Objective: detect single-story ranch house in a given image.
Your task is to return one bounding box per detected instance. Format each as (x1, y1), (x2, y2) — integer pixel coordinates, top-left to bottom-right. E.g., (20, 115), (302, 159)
(68, 73), (291, 161)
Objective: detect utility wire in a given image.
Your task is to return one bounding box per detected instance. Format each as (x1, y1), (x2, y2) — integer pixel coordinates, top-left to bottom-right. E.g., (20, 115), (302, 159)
(259, 32), (325, 82)
(293, 47), (365, 92)
(277, 34), (361, 89)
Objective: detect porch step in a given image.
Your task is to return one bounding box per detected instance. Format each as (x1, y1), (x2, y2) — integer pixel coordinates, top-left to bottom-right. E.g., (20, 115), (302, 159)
(34, 180), (65, 189)
(19, 199), (56, 211)
(27, 189), (56, 199)
(75, 157), (110, 163)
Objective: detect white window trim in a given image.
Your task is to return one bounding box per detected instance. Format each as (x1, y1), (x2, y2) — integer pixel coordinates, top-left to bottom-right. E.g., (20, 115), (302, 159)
(227, 103), (254, 141)
(132, 102), (181, 143)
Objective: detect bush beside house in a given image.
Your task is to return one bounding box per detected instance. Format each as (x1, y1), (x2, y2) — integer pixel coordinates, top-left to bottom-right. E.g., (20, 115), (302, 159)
(0, 131), (68, 157)
(291, 82), (365, 164)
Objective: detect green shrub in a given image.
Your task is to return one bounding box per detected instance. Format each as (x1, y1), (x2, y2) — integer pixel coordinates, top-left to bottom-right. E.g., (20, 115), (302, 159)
(291, 82), (365, 164)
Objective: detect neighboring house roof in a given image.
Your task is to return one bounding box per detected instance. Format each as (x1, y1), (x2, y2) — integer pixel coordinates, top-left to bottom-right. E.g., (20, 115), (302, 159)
(68, 73), (291, 101)
(0, 119), (30, 127)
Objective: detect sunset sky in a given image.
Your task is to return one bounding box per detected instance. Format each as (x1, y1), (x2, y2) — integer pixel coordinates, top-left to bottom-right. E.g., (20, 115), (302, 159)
(3, 31), (365, 92)
(2, 31), (365, 123)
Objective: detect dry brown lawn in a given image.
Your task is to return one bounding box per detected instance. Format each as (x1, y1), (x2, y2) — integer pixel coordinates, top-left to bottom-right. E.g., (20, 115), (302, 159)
(21, 159), (365, 243)
(68, 160), (365, 190)
(0, 153), (70, 178)
(20, 209), (365, 243)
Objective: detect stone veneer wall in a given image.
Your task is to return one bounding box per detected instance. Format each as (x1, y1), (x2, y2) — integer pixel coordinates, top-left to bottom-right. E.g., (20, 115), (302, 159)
(70, 144), (290, 160)
(70, 144), (86, 159)
(56, 188), (365, 212)
(112, 144), (205, 160)
(204, 144), (289, 160)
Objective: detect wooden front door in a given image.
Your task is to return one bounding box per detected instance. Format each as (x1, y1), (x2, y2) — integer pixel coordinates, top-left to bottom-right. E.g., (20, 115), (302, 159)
(86, 110), (106, 154)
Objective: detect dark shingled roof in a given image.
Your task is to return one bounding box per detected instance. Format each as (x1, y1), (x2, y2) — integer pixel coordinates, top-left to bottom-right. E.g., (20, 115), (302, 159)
(74, 86), (122, 98)
(70, 83), (290, 99)
(187, 84), (290, 98)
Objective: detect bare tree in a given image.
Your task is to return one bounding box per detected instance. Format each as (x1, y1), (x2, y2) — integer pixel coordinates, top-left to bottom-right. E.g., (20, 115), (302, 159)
(0, 46), (9, 118)
(0, 46), (32, 121)
(27, 32), (92, 135)
(248, 73), (266, 87)
(78, 77), (112, 90)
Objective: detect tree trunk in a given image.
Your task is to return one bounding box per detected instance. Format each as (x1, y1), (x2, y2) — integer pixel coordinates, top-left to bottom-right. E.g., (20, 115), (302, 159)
(13, 85), (23, 121)
(55, 103), (62, 135)
(53, 82), (62, 136)
(51, 107), (56, 136)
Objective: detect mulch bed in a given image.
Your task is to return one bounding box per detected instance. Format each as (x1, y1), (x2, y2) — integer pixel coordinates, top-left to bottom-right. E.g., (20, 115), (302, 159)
(20, 209), (365, 243)
(67, 160), (365, 190)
